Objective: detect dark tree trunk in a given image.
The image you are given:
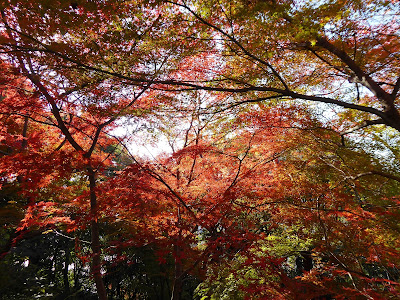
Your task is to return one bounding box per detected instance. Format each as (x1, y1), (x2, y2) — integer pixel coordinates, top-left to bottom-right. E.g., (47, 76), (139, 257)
(88, 167), (108, 300)
(171, 243), (183, 300)
(63, 246), (70, 294)
(50, 247), (58, 286)
(296, 250), (313, 274)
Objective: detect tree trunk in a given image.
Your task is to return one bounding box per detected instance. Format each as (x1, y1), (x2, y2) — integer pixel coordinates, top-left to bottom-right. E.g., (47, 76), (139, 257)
(171, 243), (183, 300)
(88, 167), (108, 300)
(63, 245), (71, 294)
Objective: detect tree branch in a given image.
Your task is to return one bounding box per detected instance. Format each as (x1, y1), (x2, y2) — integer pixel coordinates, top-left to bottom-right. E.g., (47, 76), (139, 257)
(340, 119), (385, 136)
(350, 171), (400, 183)
(316, 37), (393, 106)
(1, 10), (84, 152)
(3, 11), (398, 130)
(392, 75), (400, 99)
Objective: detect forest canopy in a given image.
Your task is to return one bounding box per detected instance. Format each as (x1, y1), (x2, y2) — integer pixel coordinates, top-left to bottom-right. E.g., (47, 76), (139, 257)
(0, 0), (400, 299)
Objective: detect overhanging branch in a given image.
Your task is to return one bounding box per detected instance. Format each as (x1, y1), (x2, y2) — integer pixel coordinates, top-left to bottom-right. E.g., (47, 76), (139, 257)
(340, 119), (385, 136)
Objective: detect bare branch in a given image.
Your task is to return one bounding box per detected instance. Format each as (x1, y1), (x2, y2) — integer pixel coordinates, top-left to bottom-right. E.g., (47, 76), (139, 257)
(350, 171), (400, 183)
(392, 75), (400, 99)
(340, 119), (385, 136)
(316, 37), (393, 106)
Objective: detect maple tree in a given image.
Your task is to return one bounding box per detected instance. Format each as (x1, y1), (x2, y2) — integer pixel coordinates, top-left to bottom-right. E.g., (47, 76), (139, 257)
(0, 1), (194, 298)
(94, 94), (400, 299)
(0, 0), (399, 299)
(0, 57), (112, 297)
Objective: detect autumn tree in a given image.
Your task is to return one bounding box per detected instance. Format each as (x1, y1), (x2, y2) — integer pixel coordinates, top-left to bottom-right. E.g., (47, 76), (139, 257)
(0, 2), (160, 298)
(0, 1), (218, 298)
(95, 96), (400, 298)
